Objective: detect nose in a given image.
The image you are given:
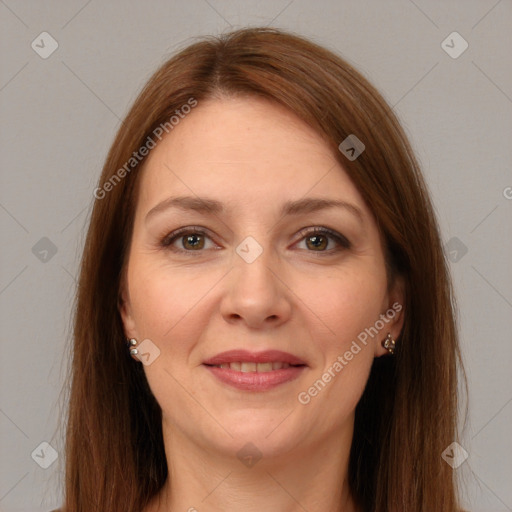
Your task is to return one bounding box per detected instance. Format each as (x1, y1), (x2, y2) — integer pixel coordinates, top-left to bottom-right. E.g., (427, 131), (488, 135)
(220, 242), (292, 329)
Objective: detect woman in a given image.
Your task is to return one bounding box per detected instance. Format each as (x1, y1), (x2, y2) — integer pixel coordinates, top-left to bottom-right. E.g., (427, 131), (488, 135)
(57, 27), (465, 511)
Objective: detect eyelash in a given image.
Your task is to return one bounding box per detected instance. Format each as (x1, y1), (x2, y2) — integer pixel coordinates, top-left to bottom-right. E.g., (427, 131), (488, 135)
(160, 226), (351, 255)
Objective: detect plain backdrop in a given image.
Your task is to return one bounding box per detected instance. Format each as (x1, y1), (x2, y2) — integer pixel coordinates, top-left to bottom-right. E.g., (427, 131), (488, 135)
(0, 1), (511, 511)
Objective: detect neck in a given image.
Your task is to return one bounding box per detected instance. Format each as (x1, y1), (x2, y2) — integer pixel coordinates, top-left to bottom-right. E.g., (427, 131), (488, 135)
(146, 417), (360, 512)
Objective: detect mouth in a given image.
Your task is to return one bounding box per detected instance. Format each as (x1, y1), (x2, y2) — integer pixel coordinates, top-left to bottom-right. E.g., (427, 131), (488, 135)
(203, 361), (305, 372)
(202, 349), (307, 367)
(202, 350), (307, 391)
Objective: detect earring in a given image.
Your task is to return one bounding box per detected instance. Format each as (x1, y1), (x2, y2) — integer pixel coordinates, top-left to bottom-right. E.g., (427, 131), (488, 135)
(127, 338), (139, 357)
(382, 333), (396, 355)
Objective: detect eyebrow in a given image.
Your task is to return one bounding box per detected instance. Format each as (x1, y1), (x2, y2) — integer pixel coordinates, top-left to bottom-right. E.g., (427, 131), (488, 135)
(145, 195), (365, 224)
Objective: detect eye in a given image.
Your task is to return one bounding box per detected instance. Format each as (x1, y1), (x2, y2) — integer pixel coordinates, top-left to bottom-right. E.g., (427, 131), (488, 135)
(160, 226), (351, 255)
(295, 227), (351, 253)
(160, 226), (217, 253)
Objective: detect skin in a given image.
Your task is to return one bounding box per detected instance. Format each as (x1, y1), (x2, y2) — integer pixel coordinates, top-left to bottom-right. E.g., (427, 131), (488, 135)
(119, 96), (404, 512)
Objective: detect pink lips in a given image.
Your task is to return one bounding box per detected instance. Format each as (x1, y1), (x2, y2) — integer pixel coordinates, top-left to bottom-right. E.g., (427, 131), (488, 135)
(202, 349), (307, 391)
(202, 349), (306, 366)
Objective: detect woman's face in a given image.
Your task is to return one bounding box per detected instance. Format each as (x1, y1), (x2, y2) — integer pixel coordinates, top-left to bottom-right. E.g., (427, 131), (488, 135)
(119, 96), (404, 461)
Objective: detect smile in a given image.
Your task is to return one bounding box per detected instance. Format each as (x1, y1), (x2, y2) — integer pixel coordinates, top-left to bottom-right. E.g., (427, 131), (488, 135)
(202, 363), (306, 391)
(207, 361), (301, 372)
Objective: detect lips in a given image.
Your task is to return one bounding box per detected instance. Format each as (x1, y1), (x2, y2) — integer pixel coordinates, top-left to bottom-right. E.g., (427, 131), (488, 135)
(202, 349), (307, 367)
(202, 349), (307, 391)
(211, 361), (294, 372)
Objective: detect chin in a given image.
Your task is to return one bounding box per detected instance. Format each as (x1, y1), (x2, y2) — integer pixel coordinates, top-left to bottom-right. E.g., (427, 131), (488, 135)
(208, 410), (305, 454)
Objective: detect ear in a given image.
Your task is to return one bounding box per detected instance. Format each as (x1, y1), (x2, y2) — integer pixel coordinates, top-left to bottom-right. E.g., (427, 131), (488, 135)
(374, 274), (406, 357)
(118, 279), (138, 341)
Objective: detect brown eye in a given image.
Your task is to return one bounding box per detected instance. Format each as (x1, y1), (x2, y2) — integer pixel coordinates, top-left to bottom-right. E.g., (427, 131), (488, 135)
(296, 227), (351, 253)
(161, 227), (216, 253)
(182, 233), (205, 250)
(305, 234), (328, 251)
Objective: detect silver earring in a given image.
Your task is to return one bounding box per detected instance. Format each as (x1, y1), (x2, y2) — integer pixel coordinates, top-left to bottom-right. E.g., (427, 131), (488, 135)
(127, 338), (138, 357)
(382, 333), (396, 355)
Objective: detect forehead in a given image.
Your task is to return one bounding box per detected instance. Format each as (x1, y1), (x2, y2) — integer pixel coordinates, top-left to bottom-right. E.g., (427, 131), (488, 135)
(136, 97), (368, 217)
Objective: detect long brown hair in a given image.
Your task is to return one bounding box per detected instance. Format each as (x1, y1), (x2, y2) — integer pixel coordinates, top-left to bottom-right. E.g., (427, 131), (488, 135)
(59, 27), (465, 511)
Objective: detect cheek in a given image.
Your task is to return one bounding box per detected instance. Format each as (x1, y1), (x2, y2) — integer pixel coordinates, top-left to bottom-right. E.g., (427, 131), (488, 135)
(296, 264), (387, 345)
(297, 280), (380, 423)
(311, 350), (373, 426)
(128, 257), (215, 339)
(292, 267), (384, 409)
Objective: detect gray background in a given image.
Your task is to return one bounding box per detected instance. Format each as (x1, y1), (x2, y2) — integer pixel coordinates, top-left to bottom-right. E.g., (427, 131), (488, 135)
(0, 1), (511, 511)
